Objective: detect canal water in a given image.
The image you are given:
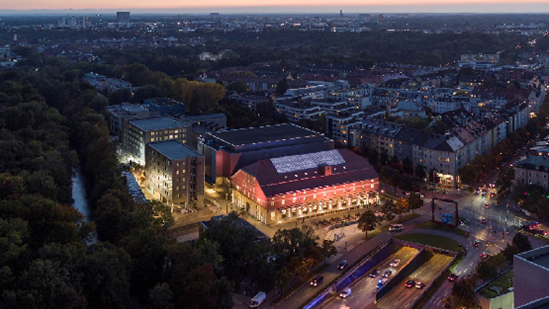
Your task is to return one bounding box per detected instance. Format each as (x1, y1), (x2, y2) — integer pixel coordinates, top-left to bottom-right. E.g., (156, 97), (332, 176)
(71, 166), (97, 242)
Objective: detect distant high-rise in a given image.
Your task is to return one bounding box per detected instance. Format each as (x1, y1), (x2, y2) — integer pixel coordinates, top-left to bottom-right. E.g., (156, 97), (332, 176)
(340, 10), (343, 17)
(117, 12), (130, 23)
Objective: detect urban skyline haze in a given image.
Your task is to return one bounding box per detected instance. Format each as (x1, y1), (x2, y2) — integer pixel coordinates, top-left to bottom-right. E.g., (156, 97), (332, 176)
(2, 0), (549, 13)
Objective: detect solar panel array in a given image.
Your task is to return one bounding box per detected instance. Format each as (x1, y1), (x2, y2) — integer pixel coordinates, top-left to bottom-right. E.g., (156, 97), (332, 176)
(271, 150), (345, 174)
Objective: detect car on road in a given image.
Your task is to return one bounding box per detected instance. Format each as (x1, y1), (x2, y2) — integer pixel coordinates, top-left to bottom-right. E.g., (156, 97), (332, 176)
(389, 224), (403, 232)
(405, 280), (415, 288)
(459, 218), (468, 226)
(369, 270), (380, 278)
(339, 288), (351, 299)
(533, 229), (548, 236)
(310, 276), (323, 287)
(484, 203), (490, 208)
(481, 190), (487, 196)
(390, 259), (401, 267)
(415, 281), (425, 289)
(383, 270), (392, 278)
(377, 278), (388, 287)
(481, 217), (487, 224)
(337, 260), (348, 270)
(480, 252), (489, 259)
(448, 274), (459, 282)
(473, 240), (481, 247)
(490, 192), (496, 197)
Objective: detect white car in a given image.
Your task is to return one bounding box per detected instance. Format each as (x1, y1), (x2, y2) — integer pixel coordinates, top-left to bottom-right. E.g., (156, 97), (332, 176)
(339, 288), (352, 299)
(390, 259), (401, 267)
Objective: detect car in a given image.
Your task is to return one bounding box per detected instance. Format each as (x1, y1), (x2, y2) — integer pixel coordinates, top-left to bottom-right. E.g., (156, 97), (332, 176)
(484, 203), (490, 208)
(415, 281), (425, 289)
(460, 218), (468, 225)
(369, 270), (380, 278)
(405, 280), (415, 288)
(448, 274), (459, 282)
(534, 229), (548, 236)
(310, 276), (323, 287)
(383, 270), (392, 278)
(339, 288), (352, 299)
(389, 224), (403, 232)
(481, 190), (487, 196)
(473, 240), (481, 247)
(377, 278), (388, 286)
(390, 259), (401, 267)
(480, 252), (489, 259)
(481, 217), (487, 224)
(490, 192), (496, 197)
(337, 260), (348, 270)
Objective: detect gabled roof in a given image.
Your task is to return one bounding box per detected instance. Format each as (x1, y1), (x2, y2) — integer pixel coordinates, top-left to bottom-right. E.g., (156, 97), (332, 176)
(237, 149), (378, 197)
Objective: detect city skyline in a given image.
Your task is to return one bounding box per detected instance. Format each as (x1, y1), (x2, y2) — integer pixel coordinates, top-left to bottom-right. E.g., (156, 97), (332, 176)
(2, 0), (549, 13)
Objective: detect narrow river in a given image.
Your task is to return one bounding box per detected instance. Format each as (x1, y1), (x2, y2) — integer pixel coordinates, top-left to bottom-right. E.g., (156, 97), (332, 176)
(71, 166), (92, 219)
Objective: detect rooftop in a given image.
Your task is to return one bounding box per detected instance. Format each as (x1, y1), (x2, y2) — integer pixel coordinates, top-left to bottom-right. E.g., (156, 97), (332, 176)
(210, 123), (324, 147)
(479, 269), (514, 298)
(147, 140), (201, 161)
(516, 245), (549, 271)
(129, 117), (189, 131)
(515, 156), (549, 170)
(271, 150), (345, 174)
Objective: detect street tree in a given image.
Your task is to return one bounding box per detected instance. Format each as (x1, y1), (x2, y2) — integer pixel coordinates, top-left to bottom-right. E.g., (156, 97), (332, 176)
(396, 198), (410, 221)
(382, 200), (396, 221)
(512, 233), (532, 252)
(358, 210), (382, 239)
(407, 194), (423, 214)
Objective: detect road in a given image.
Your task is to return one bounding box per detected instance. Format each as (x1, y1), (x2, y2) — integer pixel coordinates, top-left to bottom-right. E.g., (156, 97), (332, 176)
(423, 186), (547, 309)
(377, 253), (454, 309)
(320, 246), (420, 309)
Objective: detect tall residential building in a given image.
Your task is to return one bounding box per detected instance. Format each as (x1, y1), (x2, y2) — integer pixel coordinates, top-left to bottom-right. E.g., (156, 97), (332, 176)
(145, 141), (205, 210)
(123, 117), (191, 162)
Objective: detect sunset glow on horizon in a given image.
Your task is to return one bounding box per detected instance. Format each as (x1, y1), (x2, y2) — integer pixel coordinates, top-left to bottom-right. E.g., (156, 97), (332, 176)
(4, 0), (549, 11)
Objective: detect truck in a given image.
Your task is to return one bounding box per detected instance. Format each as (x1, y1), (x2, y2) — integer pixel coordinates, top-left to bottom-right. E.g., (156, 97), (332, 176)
(249, 291), (266, 308)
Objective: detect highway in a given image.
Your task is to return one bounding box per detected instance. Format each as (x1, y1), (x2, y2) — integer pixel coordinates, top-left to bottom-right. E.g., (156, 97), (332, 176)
(377, 253), (454, 309)
(320, 246), (419, 309)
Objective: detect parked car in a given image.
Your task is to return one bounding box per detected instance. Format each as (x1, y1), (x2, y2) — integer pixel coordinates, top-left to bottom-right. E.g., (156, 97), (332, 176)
(310, 276), (324, 287)
(390, 259), (401, 267)
(337, 260), (348, 270)
(369, 269), (380, 278)
(534, 229), (548, 236)
(339, 288), (352, 299)
(405, 280), (415, 288)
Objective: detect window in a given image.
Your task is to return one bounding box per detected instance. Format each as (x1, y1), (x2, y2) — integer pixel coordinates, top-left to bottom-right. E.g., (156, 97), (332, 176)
(282, 200), (285, 205)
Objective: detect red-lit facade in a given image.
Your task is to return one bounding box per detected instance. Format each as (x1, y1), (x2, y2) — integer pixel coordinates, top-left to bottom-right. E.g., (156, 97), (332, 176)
(231, 149), (379, 225)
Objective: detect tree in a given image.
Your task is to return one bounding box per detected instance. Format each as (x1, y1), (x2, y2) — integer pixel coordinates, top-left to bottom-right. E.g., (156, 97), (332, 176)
(402, 158), (413, 175)
(450, 277), (477, 308)
(382, 200), (396, 221)
(319, 239), (337, 265)
(459, 164), (477, 186)
(148, 283), (174, 309)
(172, 78), (226, 113)
(512, 233), (532, 252)
(415, 164), (427, 180)
(275, 78), (289, 95)
(407, 194), (423, 214)
(502, 243), (521, 263)
(226, 81), (248, 94)
(476, 260), (498, 280)
(358, 210), (382, 239)
(396, 198), (409, 221)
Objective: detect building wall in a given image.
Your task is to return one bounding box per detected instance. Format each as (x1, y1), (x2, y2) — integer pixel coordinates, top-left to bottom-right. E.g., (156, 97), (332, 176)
(515, 167), (549, 190)
(145, 147), (205, 208)
(514, 256), (549, 307)
(476, 292), (514, 309)
(232, 170), (379, 225)
(124, 123), (189, 161)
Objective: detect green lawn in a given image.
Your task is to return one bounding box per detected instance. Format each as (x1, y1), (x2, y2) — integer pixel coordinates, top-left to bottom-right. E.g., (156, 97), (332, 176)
(416, 220), (470, 237)
(480, 270), (514, 298)
(396, 233), (463, 253)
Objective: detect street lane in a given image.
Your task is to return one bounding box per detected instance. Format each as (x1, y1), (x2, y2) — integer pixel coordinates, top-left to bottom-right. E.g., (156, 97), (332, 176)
(377, 253), (454, 309)
(320, 246), (419, 309)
